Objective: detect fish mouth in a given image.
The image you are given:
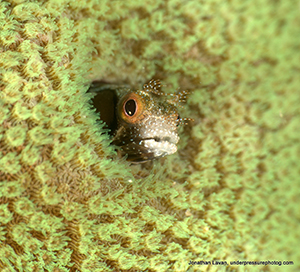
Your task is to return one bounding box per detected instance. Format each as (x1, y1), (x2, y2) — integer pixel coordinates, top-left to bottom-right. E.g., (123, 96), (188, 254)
(117, 136), (179, 163)
(143, 135), (178, 145)
(140, 137), (178, 158)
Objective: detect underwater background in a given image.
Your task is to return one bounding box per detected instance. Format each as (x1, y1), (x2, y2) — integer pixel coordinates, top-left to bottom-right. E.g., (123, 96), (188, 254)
(0, 0), (299, 271)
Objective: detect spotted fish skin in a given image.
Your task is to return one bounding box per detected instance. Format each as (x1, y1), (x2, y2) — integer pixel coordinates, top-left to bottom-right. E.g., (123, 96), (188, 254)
(89, 80), (187, 163)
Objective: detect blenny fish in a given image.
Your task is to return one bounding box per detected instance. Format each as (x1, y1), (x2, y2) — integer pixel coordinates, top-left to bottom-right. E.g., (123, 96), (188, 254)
(88, 79), (189, 163)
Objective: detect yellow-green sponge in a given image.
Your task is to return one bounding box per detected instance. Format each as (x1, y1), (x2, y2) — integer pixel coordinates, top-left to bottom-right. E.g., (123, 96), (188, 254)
(0, 0), (299, 271)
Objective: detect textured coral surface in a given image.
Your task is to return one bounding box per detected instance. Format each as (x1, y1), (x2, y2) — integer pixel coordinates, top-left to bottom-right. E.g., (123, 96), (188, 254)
(0, 0), (299, 271)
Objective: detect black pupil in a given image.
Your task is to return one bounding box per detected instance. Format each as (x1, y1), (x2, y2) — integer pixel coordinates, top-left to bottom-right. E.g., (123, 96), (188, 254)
(125, 99), (136, 116)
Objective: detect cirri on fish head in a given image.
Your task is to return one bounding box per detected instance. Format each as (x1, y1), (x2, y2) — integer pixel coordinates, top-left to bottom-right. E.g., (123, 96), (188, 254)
(88, 79), (189, 163)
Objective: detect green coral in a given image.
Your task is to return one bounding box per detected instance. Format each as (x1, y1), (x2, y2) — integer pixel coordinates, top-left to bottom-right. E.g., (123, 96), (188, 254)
(0, 0), (299, 271)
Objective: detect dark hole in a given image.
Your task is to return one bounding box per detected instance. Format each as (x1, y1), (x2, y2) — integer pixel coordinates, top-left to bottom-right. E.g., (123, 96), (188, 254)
(125, 99), (136, 116)
(90, 87), (118, 135)
(177, 114), (181, 126)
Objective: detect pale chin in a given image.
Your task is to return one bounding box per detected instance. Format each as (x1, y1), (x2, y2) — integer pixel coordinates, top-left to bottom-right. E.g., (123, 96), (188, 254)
(142, 139), (178, 157)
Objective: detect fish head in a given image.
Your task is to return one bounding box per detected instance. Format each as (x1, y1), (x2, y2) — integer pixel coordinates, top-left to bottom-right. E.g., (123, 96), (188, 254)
(89, 79), (188, 163)
(113, 88), (180, 163)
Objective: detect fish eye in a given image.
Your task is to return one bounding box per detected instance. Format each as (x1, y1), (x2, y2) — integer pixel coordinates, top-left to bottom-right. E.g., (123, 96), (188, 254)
(124, 99), (137, 116)
(119, 92), (144, 123)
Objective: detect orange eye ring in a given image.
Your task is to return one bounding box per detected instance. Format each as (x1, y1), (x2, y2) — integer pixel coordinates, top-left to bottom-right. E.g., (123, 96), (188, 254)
(119, 92), (145, 123)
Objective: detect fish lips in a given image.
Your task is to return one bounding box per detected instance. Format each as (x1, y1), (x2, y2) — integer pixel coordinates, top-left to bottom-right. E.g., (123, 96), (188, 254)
(113, 132), (179, 163)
